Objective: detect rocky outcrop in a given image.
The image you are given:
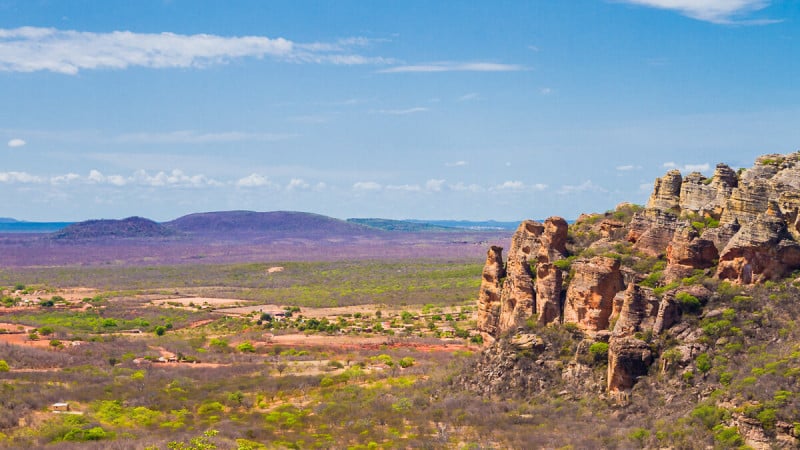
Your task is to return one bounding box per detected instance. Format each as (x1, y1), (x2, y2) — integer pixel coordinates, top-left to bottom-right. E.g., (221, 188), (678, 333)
(478, 217), (570, 337)
(563, 257), (624, 332)
(646, 169), (682, 211)
(664, 224), (719, 282)
(717, 212), (800, 283)
(610, 284), (658, 336)
(627, 208), (680, 256)
(498, 251), (536, 333)
(476, 246), (505, 337)
(507, 217), (568, 266)
(607, 336), (653, 392)
(535, 263), (562, 325)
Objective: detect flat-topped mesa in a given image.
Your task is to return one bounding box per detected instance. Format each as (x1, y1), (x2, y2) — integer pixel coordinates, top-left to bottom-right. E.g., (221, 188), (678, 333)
(563, 256), (625, 333)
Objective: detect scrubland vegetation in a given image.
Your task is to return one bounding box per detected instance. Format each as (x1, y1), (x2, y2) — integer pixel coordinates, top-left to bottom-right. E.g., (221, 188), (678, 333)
(1, 249), (799, 448)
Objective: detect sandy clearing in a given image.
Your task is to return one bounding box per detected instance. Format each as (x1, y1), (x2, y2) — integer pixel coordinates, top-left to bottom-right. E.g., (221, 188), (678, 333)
(152, 296), (248, 307)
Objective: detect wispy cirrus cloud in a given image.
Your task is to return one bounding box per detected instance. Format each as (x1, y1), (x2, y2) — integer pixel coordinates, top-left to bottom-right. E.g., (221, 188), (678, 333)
(617, 0), (778, 25)
(378, 62), (524, 74)
(0, 27), (391, 74)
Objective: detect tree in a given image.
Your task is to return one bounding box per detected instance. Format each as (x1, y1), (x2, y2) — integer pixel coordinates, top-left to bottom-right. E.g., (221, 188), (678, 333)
(154, 326), (167, 336)
(0, 359), (9, 372)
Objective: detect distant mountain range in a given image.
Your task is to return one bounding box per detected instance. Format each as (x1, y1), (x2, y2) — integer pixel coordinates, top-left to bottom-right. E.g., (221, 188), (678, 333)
(0, 211), (524, 237)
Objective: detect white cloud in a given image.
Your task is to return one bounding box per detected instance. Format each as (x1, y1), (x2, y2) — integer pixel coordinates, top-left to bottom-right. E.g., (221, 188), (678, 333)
(374, 107), (428, 115)
(449, 182), (485, 193)
(558, 180), (606, 195)
(425, 179), (445, 192)
(0, 27), (389, 74)
(446, 160), (468, 167)
(7, 138), (25, 147)
(616, 164), (641, 171)
(539, 87), (553, 95)
(662, 162), (711, 173)
(286, 178), (310, 191)
(50, 173), (80, 185)
(458, 93), (480, 101)
(353, 181), (382, 191)
(684, 163), (711, 172)
(618, 0), (777, 24)
(386, 184), (421, 192)
(236, 174), (272, 188)
(0, 171), (43, 183)
(379, 62), (524, 74)
(132, 169), (220, 188)
(491, 181), (548, 192)
(115, 130), (297, 144)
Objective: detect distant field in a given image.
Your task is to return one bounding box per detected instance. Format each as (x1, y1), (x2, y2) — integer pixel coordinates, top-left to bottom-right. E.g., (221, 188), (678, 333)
(0, 260), (484, 308)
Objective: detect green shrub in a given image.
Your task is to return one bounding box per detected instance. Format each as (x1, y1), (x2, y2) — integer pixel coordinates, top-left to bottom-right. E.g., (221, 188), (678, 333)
(0, 360), (9, 372)
(691, 404), (727, 429)
(237, 341), (256, 353)
(589, 342), (609, 363)
(695, 353), (712, 374)
(398, 357), (415, 368)
(676, 292), (701, 313)
(712, 425), (743, 447)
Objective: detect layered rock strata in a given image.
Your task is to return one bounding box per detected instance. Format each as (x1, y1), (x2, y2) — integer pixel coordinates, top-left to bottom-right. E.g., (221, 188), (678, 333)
(562, 256), (624, 332)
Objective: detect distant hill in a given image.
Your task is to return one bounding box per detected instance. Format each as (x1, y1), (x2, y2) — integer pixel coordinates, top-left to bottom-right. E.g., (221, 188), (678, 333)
(346, 218), (456, 232)
(51, 217), (176, 240)
(0, 217), (19, 223)
(405, 219), (523, 231)
(165, 211), (376, 236)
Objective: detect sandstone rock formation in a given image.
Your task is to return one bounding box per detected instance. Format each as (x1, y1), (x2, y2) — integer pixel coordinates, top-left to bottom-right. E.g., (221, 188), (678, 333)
(477, 217), (569, 337)
(535, 263), (562, 325)
(664, 224), (718, 282)
(563, 256), (624, 332)
(607, 336), (653, 392)
(717, 212), (800, 283)
(476, 246), (505, 337)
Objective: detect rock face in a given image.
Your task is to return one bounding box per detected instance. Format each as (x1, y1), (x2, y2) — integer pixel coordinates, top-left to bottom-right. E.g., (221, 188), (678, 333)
(664, 224), (719, 282)
(607, 337), (653, 392)
(535, 263), (562, 325)
(627, 208), (680, 257)
(646, 169), (682, 211)
(563, 257), (624, 332)
(631, 153), (800, 284)
(717, 212), (800, 283)
(476, 246), (505, 337)
(477, 217), (569, 337)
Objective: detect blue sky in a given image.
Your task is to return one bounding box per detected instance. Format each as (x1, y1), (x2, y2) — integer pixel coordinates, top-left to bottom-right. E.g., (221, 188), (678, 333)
(1, 0), (799, 221)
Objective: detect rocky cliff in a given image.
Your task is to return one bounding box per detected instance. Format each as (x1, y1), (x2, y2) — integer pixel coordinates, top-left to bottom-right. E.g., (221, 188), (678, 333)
(464, 152), (800, 449)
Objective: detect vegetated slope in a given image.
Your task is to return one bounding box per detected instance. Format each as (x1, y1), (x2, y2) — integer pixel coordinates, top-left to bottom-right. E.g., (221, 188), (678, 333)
(50, 217), (177, 240)
(462, 152), (800, 448)
(346, 218), (456, 232)
(165, 210), (377, 237)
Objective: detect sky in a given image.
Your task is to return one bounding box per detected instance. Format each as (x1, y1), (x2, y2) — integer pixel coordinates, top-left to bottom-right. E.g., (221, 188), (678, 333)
(1, 0), (799, 222)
